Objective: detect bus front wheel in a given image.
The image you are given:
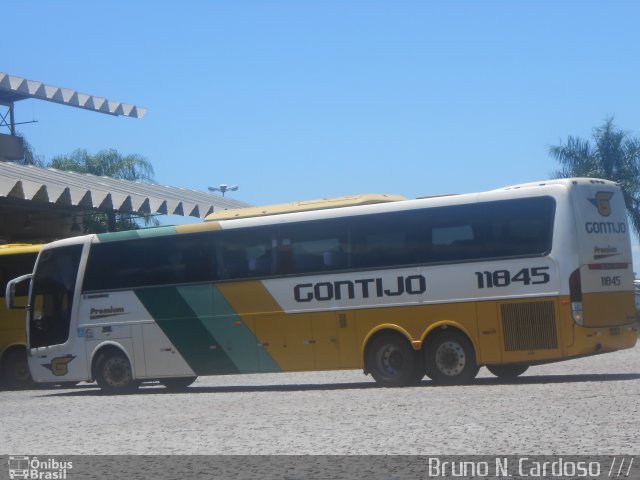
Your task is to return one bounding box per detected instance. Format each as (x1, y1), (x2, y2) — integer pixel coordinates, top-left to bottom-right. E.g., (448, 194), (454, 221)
(487, 364), (529, 379)
(94, 350), (138, 394)
(366, 333), (422, 387)
(425, 331), (478, 385)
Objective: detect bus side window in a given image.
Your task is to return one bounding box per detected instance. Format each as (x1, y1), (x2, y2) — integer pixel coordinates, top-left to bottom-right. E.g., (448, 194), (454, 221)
(277, 239), (294, 275)
(247, 243), (274, 277)
(323, 249), (348, 269)
(356, 231), (406, 268)
(277, 220), (349, 275)
(183, 244), (217, 282)
(83, 232), (217, 291)
(217, 228), (275, 280)
(219, 247), (248, 279)
(431, 225), (475, 261)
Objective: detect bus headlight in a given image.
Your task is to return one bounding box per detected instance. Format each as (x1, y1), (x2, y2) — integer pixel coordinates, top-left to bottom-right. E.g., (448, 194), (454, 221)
(572, 302), (584, 325)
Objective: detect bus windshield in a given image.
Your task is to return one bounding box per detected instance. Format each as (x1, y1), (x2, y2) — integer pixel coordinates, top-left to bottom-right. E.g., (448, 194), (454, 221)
(29, 245), (82, 349)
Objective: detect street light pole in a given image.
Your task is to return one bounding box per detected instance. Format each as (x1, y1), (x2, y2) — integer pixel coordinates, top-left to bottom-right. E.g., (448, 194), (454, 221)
(208, 184), (239, 197)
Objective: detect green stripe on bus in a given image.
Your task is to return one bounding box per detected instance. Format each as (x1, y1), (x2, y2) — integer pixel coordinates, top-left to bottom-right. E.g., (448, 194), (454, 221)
(96, 230), (141, 242)
(137, 226), (178, 237)
(135, 286), (240, 375)
(177, 284), (281, 373)
(97, 226), (178, 243)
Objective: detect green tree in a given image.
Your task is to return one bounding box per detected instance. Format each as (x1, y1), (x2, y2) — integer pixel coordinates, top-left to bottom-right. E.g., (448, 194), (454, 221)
(50, 148), (158, 232)
(550, 117), (640, 236)
(16, 134), (46, 167)
(50, 148), (154, 181)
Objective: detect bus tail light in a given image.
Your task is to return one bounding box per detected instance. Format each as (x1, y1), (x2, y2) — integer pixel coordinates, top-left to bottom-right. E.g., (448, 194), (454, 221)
(569, 268), (584, 325)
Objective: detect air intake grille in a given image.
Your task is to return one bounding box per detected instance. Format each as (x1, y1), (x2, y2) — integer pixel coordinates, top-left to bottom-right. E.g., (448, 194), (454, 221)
(501, 301), (558, 351)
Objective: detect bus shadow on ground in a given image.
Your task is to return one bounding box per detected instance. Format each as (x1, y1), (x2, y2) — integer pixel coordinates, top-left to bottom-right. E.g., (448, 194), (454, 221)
(36, 381), (379, 396)
(473, 372), (640, 386)
(33, 372), (640, 397)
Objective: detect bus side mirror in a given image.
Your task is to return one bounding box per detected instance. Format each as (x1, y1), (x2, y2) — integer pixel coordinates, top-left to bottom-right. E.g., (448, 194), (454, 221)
(5, 274), (32, 310)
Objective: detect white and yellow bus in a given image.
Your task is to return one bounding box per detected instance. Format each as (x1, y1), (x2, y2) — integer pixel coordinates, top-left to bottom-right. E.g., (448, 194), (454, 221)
(6, 178), (638, 393)
(0, 244), (41, 388)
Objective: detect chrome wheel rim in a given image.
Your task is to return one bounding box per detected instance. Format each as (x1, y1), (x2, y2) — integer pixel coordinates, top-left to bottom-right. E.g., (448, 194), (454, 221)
(377, 344), (404, 377)
(103, 357), (131, 388)
(435, 341), (466, 376)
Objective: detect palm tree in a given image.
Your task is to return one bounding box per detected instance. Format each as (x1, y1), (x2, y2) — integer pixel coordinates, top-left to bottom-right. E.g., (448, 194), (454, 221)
(50, 148), (158, 232)
(550, 117), (640, 236)
(50, 148), (154, 181)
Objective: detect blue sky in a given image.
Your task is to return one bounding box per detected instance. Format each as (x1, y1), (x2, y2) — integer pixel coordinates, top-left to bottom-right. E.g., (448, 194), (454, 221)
(4, 2), (640, 209)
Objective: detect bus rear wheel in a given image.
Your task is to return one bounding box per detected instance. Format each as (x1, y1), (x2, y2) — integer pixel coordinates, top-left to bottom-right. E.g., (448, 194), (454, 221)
(425, 331), (478, 385)
(94, 350), (138, 394)
(161, 376), (197, 391)
(487, 364), (529, 379)
(1, 348), (33, 389)
(366, 333), (422, 387)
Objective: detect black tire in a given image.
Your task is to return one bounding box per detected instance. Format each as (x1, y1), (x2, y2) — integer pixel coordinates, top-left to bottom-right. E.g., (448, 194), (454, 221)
(425, 330), (478, 385)
(94, 350), (138, 394)
(487, 364), (529, 379)
(1, 348), (33, 389)
(161, 376), (197, 391)
(365, 333), (422, 387)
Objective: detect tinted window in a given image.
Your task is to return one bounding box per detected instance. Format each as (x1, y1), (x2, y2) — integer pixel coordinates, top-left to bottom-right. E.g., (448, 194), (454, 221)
(83, 196), (555, 287)
(83, 233), (216, 291)
(222, 196), (554, 276)
(351, 210), (431, 268)
(217, 227), (276, 279)
(0, 252), (38, 297)
(277, 220), (350, 275)
(351, 196), (554, 268)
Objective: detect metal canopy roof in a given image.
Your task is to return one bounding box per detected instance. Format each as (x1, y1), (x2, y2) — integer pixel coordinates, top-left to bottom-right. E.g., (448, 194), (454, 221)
(0, 162), (250, 218)
(0, 72), (146, 118)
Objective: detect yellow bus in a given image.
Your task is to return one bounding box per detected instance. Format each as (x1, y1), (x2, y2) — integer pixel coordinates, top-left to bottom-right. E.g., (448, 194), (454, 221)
(6, 178), (638, 393)
(0, 244), (41, 388)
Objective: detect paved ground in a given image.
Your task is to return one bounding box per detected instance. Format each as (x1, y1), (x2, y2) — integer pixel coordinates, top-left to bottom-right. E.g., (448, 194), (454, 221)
(0, 346), (638, 455)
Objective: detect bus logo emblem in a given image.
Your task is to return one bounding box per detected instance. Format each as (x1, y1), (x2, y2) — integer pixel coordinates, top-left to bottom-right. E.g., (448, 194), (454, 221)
(588, 191), (614, 217)
(42, 355), (76, 376)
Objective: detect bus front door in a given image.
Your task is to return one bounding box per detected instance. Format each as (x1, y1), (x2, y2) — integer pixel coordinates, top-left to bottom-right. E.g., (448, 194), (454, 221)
(27, 245), (86, 383)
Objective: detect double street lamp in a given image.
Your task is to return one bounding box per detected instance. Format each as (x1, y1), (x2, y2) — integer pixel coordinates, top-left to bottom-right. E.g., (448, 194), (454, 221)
(208, 184), (238, 197)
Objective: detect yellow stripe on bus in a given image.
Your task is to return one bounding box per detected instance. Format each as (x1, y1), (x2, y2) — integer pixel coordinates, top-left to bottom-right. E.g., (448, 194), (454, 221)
(174, 222), (222, 234)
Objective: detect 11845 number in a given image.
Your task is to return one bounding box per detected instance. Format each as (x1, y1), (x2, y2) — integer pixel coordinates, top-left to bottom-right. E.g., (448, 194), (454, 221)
(475, 267), (550, 289)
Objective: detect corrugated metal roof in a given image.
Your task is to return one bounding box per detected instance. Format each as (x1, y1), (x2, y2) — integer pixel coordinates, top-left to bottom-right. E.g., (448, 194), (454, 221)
(0, 162), (250, 218)
(0, 72), (146, 118)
